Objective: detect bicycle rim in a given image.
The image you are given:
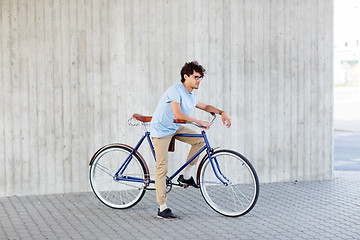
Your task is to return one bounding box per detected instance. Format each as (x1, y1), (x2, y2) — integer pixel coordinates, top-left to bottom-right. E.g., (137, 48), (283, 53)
(90, 145), (146, 209)
(199, 150), (259, 217)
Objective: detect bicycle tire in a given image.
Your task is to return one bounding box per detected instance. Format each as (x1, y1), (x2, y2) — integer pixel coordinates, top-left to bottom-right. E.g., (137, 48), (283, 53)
(199, 149), (259, 217)
(89, 144), (147, 209)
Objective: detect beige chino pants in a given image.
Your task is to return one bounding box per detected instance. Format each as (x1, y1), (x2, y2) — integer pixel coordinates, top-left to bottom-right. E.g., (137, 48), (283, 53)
(152, 125), (205, 205)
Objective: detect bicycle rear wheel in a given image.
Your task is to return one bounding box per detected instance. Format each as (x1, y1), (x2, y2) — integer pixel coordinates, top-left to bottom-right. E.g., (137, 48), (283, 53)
(199, 149), (259, 217)
(89, 145), (147, 209)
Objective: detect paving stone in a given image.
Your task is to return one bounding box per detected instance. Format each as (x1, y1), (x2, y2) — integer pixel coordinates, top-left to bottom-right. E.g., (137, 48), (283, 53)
(0, 171), (360, 239)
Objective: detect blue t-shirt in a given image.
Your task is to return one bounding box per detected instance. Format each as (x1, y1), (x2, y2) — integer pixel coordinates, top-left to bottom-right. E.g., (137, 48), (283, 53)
(150, 84), (198, 138)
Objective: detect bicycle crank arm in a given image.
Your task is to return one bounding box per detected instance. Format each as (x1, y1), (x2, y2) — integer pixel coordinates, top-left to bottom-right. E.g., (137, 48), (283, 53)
(174, 181), (189, 188)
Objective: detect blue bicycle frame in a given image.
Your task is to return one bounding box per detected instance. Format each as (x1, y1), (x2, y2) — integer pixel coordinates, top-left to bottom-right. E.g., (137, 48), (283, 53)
(113, 125), (228, 186)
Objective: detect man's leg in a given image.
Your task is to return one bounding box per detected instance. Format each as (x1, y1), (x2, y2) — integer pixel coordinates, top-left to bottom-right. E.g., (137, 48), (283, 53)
(175, 126), (205, 178)
(152, 135), (177, 219)
(152, 135), (173, 207)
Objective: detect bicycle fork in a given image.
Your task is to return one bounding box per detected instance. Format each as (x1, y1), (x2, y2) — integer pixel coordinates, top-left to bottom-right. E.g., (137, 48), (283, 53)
(202, 132), (230, 186)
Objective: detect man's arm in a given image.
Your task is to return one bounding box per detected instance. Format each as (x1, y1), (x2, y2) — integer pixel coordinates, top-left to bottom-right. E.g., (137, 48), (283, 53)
(196, 102), (231, 128)
(170, 102), (210, 129)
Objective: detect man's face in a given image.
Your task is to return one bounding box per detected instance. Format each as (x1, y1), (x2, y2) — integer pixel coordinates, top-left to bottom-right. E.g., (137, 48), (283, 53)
(184, 71), (203, 89)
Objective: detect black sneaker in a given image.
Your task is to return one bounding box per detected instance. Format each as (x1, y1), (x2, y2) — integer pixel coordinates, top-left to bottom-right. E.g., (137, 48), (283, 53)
(177, 175), (200, 188)
(157, 208), (177, 220)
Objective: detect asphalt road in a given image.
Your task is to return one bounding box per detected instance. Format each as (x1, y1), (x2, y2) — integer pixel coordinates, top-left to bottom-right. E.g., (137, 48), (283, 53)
(334, 131), (360, 171)
(333, 85), (360, 171)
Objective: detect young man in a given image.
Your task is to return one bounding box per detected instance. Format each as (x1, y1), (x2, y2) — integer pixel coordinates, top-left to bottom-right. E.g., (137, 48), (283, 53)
(150, 61), (231, 219)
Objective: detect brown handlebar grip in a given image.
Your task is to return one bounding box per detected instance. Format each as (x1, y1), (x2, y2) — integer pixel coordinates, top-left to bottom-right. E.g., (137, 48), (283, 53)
(173, 119), (187, 124)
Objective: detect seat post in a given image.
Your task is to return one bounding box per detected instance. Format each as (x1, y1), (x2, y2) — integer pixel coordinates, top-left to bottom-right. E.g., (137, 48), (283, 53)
(142, 123), (149, 133)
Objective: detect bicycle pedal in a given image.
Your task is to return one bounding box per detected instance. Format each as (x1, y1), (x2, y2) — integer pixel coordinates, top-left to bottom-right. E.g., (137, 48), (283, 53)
(183, 185), (189, 189)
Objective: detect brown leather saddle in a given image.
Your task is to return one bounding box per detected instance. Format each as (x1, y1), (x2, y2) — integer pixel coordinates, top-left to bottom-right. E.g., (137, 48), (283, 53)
(132, 113), (152, 122)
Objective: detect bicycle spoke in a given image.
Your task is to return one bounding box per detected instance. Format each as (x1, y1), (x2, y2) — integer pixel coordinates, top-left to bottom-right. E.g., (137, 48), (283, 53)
(95, 162), (115, 178)
(120, 191), (125, 204)
(228, 185), (246, 210)
(118, 181), (143, 190)
(234, 185), (252, 203)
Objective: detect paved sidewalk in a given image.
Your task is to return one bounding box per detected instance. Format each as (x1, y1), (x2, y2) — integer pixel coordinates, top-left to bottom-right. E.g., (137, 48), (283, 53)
(1, 171), (359, 240)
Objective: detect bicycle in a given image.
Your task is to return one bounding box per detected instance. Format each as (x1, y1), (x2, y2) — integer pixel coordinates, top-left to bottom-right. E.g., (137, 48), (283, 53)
(89, 112), (259, 217)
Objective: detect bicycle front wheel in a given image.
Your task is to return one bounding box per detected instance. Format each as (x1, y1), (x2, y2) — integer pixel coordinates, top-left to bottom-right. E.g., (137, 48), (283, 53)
(89, 145), (147, 209)
(199, 149), (259, 217)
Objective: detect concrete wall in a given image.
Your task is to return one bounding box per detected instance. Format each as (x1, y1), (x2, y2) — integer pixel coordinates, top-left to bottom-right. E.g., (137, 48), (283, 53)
(0, 0), (333, 197)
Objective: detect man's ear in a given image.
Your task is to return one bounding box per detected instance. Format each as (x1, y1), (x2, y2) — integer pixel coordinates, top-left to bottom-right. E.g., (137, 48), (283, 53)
(183, 74), (189, 82)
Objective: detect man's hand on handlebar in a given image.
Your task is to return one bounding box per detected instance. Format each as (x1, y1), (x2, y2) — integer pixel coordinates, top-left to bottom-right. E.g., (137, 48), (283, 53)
(197, 120), (210, 130)
(172, 112), (217, 129)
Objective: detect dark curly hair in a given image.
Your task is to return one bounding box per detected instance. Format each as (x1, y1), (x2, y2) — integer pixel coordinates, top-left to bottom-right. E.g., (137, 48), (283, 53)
(180, 61), (206, 83)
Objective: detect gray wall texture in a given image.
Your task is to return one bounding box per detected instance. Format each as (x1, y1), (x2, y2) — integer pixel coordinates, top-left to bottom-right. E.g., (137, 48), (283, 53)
(0, 0), (333, 197)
